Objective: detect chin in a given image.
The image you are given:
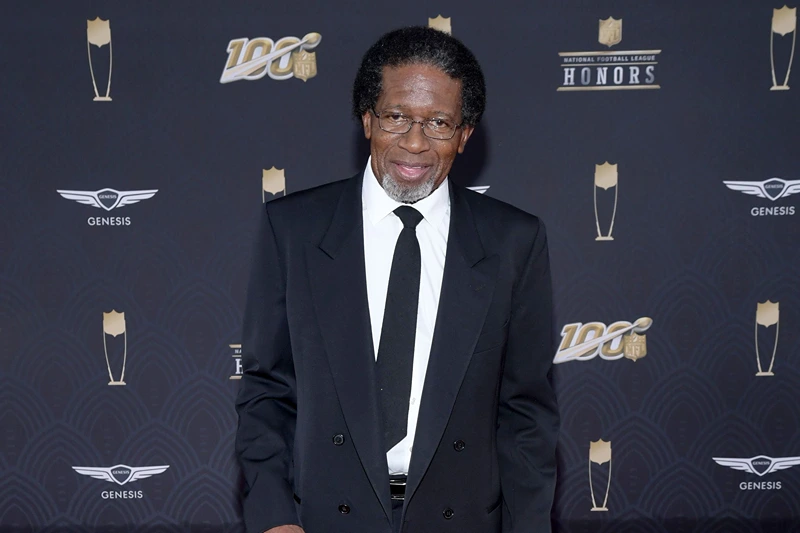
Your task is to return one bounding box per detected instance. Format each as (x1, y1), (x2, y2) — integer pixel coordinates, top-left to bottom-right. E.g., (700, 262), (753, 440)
(380, 172), (437, 204)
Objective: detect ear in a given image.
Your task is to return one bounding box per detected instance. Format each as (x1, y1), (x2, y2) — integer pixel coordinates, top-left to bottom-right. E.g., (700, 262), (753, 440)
(456, 125), (475, 154)
(362, 111), (372, 140)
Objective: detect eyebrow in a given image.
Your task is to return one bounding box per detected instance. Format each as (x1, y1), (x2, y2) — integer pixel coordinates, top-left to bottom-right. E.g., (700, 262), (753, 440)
(379, 105), (456, 118)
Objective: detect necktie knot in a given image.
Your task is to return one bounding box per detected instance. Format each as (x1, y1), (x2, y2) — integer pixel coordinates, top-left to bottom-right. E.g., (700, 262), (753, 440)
(394, 206), (424, 229)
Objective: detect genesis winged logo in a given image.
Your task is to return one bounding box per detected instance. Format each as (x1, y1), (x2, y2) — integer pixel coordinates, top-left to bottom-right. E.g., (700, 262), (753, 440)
(72, 465), (169, 485)
(57, 188), (158, 211)
(713, 456), (800, 477)
(723, 178), (800, 201)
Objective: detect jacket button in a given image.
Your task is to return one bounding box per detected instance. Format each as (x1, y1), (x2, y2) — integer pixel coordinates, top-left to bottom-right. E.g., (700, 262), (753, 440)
(333, 434), (345, 446)
(453, 440), (466, 452)
(443, 508), (454, 519)
(338, 504), (350, 514)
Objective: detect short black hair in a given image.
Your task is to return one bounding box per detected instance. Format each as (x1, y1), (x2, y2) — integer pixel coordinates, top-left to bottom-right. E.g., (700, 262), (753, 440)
(352, 26), (486, 126)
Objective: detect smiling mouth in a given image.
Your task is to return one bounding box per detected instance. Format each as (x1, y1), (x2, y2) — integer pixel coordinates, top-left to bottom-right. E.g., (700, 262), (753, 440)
(393, 162), (431, 180)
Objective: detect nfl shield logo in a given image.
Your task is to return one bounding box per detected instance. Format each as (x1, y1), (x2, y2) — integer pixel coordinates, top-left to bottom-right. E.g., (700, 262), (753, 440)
(86, 17), (111, 47)
(598, 17), (622, 48)
(292, 50), (317, 81)
(102, 310), (126, 337)
(428, 15), (452, 34)
(623, 332), (646, 361)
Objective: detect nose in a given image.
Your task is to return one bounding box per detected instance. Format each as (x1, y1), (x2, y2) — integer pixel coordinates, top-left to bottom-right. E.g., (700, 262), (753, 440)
(397, 121), (431, 154)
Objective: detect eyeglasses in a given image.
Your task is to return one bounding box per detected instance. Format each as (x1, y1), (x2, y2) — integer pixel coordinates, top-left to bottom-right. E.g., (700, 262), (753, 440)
(372, 109), (462, 140)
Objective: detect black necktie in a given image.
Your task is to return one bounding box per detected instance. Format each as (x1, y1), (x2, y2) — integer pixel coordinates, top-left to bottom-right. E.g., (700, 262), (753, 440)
(376, 205), (424, 452)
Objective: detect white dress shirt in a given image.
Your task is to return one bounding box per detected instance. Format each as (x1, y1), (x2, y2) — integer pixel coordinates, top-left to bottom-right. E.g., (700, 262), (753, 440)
(361, 158), (450, 475)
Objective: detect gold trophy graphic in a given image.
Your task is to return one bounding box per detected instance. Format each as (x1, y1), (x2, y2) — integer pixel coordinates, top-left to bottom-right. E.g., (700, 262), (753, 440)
(103, 310), (127, 385)
(262, 167), (286, 202)
(755, 301), (780, 376)
(771, 6), (797, 90)
(589, 439), (612, 511)
(428, 15), (452, 34)
(87, 18), (112, 101)
(594, 162), (618, 241)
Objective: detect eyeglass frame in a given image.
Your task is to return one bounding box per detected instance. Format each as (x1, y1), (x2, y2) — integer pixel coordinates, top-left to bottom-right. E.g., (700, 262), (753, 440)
(371, 108), (464, 140)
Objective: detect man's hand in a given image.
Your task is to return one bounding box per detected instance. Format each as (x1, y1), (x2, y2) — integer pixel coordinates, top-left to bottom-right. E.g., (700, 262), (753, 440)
(265, 527), (304, 533)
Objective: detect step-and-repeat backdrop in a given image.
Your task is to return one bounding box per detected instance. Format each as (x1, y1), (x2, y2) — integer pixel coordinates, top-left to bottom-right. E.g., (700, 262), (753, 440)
(1, 1), (798, 531)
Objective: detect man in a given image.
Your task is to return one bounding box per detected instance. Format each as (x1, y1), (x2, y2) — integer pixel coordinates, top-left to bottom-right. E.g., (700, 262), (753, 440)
(236, 26), (558, 533)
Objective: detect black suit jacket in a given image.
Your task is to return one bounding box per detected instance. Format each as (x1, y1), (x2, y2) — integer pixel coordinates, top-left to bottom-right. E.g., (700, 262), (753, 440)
(236, 173), (559, 533)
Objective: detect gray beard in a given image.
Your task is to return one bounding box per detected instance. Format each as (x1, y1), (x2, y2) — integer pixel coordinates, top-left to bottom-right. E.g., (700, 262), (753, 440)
(380, 172), (436, 204)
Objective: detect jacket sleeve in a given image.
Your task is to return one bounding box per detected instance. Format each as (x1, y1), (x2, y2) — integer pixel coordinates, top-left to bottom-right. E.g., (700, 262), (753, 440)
(497, 220), (560, 532)
(235, 203), (300, 533)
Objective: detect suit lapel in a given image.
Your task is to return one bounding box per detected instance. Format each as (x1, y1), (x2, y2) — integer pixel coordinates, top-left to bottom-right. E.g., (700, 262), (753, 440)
(306, 175), (392, 521)
(405, 183), (499, 505)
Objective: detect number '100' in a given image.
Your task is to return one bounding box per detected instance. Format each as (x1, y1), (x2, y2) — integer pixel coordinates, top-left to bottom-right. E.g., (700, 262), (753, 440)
(557, 321), (632, 361)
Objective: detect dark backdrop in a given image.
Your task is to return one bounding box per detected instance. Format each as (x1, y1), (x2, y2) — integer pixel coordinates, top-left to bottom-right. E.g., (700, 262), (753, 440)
(1, 1), (799, 531)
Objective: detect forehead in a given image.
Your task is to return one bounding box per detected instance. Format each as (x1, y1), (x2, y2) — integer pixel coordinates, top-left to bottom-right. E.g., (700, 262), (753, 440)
(377, 63), (462, 115)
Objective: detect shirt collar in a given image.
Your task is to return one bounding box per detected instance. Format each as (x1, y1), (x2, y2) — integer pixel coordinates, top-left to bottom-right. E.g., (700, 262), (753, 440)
(362, 156), (450, 228)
